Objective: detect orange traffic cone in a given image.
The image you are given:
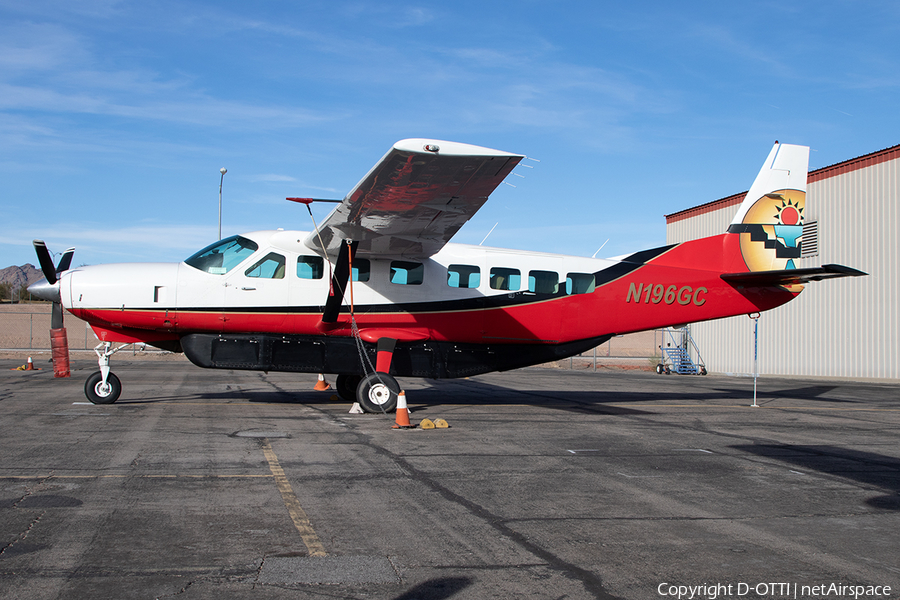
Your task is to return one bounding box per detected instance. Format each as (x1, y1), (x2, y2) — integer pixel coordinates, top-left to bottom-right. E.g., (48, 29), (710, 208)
(25, 357), (34, 371)
(392, 391), (416, 429)
(313, 373), (331, 391)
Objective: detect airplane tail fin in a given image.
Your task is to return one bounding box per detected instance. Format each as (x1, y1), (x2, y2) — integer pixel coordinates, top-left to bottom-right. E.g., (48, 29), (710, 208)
(720, 143), (867, 286)
(727, 142), (809, 272)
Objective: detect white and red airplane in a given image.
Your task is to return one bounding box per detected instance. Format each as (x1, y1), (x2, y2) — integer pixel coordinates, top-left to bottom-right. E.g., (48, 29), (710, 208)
(29, 138), (864, 410)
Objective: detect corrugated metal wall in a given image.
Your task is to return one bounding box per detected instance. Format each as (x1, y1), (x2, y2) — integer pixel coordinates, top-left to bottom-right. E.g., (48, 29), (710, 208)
(666, 155), (899, 379)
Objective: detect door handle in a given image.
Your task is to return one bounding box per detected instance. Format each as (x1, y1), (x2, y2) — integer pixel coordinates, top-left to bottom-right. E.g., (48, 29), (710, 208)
(241, 287), (257, 291)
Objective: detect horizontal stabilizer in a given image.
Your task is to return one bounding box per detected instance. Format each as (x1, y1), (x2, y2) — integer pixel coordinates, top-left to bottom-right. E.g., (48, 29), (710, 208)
(721, 264), (867, 287)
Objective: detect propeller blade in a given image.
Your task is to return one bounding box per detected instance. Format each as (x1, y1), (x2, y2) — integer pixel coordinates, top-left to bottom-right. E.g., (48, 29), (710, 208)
(56, 247), (75, 274)
(51, 300), (64, 330)
(33, 240), (58, 285)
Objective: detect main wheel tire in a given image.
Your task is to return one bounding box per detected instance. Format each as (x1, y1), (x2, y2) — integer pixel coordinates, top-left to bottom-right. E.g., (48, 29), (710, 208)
(336, 373), (362, 402)
(85, 371), (121, 404)
(656, 364), (665, 375)
(356, 372), (399, 413)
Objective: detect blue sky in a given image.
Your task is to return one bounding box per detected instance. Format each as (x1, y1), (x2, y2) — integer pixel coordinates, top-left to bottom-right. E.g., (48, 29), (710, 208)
(2, 1), (898, 269)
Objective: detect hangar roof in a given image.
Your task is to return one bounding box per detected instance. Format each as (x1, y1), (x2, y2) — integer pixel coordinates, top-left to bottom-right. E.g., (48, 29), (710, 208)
(665, 142), (900, 224)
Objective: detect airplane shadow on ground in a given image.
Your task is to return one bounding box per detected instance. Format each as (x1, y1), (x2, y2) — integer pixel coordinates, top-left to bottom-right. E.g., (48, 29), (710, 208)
(215, 377), (764, 416)
(110, 376), (864, 416)
(390, 577), (473, 600)
(731, 444), (900, 511)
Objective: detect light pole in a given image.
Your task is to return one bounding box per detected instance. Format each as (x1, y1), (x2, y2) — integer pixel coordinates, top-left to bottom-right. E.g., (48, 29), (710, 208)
(218, 167), (227, 240)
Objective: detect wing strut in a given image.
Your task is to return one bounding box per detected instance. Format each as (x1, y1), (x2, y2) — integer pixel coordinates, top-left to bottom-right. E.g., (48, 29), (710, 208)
(317, 240), (358, 332)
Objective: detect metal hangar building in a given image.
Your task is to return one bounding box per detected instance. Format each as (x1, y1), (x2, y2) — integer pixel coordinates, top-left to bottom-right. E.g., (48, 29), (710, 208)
(665, 143), (900, 380)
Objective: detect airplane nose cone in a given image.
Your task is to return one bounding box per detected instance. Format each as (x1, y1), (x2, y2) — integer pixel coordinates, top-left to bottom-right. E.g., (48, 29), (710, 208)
(27, 278), (60, 302)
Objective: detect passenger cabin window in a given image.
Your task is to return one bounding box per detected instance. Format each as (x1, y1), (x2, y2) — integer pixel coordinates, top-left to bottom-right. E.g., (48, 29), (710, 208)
(566, 272), (596, 295)
(184, 235), (258, 275)
(490, 267), (520, 291)
(352, 258), (371, 282)
(297, 255), (324, 279)
(448, 264), (481, 288)
(528, 270), (559, 294)
(245, 252), (286, 279)
(390, 261), (424, 285)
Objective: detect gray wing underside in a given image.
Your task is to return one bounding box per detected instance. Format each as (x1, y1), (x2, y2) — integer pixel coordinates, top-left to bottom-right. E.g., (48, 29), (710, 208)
(305, 139), (524, 259)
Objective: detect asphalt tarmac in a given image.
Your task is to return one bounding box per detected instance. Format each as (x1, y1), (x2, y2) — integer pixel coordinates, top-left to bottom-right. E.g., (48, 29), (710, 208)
(2, 358), (899, 600)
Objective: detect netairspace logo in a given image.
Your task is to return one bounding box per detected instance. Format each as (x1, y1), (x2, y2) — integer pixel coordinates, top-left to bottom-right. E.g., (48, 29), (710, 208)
(656, 582), (893, 600)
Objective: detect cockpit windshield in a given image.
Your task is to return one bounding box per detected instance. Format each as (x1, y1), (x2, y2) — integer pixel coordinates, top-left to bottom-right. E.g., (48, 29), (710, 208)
(184, 235), (259, 274)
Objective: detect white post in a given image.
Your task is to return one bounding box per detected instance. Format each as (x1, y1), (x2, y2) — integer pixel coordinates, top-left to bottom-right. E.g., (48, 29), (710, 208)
(751, 314), (760, 407)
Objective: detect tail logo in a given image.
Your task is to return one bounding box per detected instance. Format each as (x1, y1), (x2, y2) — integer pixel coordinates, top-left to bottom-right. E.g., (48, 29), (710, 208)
(738, 189), (805, 272)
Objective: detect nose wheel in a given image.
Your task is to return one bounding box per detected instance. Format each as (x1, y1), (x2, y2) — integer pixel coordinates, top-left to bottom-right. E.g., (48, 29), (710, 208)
(85, 371), (121, 404)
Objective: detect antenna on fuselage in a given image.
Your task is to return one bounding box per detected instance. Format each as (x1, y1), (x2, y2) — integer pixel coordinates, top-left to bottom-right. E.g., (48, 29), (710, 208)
(592, 239), (609, 258)
(480, 222), (499, 246)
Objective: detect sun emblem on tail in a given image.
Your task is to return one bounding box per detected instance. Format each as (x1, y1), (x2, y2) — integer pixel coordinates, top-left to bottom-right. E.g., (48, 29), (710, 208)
(774, 196), (803, 226)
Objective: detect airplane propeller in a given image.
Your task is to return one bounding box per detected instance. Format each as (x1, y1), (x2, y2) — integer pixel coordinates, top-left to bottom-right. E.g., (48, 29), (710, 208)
(30, 240), (74, 329)
(28, 240), (74, 377)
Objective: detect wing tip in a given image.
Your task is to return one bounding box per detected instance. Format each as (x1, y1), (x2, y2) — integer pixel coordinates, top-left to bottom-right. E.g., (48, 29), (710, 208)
(393, 138), (522, 158)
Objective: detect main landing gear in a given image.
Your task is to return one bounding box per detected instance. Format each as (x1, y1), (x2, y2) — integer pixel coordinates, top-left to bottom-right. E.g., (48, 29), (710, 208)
(335, 371), (401, 413)
(334, 338), (401, 413)
(84, 341), (131, 404)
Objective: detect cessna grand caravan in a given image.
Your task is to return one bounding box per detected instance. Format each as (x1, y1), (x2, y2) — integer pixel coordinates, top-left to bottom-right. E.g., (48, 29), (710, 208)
(29, 139), (864, 411)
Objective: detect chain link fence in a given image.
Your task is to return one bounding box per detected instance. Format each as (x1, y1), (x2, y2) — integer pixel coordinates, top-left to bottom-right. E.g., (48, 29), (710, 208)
(0, 304), (94, 350)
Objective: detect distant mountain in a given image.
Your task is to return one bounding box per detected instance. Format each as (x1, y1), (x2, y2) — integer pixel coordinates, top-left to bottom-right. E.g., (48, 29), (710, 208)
(0, 264), (44, 291)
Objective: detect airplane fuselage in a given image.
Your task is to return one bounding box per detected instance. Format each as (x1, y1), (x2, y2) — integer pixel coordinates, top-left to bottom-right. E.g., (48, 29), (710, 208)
(58, 228), (797, 378)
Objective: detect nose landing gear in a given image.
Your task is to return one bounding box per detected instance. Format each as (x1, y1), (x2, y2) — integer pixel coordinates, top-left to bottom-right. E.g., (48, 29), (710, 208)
(83, 341), (132, 404)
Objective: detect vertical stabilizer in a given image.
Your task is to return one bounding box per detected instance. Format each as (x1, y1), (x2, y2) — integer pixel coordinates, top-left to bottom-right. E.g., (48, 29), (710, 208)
(727, 142), (810, 272)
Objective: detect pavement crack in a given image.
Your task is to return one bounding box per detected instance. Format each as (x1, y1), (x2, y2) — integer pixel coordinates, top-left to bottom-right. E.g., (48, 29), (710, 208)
(252, 554), (268, 589)
(0, 510), (46, 558)
(154, 580), (194, 599)
(10, 472), (55, 508)
(2, 473), (56, 557)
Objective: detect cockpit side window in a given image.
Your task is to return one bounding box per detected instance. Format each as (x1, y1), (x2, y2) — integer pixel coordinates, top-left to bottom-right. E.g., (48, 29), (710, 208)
(184, 236), (259, 275)
(245, 252), (286, 279)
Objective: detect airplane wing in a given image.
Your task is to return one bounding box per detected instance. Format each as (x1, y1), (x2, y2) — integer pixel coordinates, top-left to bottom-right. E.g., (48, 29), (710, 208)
(721, 264), (867, 287)
(304, 139), (524, 259)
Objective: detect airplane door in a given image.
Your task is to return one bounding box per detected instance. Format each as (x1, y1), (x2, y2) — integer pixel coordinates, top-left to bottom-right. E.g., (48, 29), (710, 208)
(174, 262), (227, 332)
(222, 251), (289, 332)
